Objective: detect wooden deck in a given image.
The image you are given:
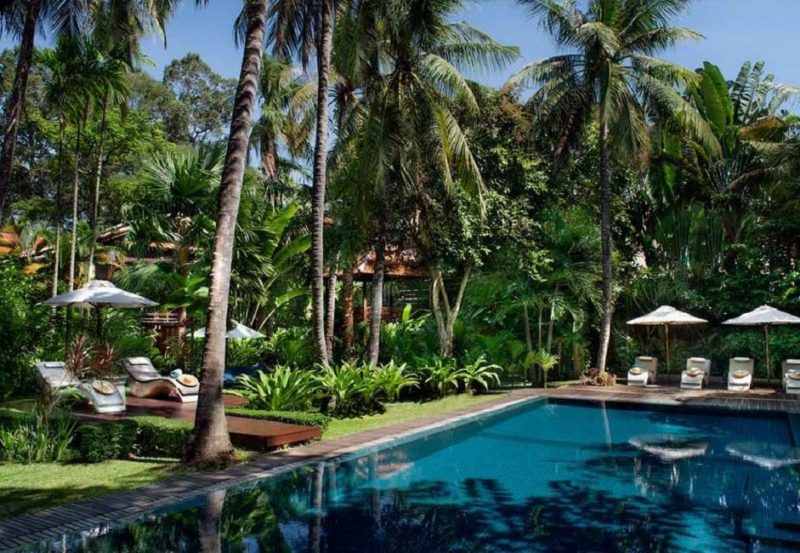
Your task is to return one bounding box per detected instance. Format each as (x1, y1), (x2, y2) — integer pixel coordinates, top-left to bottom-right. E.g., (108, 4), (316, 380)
(74, 395), (322, 450)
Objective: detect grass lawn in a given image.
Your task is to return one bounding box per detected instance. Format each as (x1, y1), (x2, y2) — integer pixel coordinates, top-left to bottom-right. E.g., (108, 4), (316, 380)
(0, 460), (177, 520)
(322, 392), (504, 440)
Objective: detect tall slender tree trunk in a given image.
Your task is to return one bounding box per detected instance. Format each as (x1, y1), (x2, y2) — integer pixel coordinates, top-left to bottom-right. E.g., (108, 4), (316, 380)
(66, 120), (83, 345)
(523, 303), (533, 386)
(325, 253), (339, 361)
(0, 0), (42, 214)
(88, 92), (109, 281)
(310, 0), (334, 366)
(69, 124), (84, 292)
(596, 121), (614, 374)
(52, 118), (66, 302)
(187, 0), (267, 466)
(341, 264), (355, 358)
(260, 136), (277, 179)
(367, 239), (385, 367)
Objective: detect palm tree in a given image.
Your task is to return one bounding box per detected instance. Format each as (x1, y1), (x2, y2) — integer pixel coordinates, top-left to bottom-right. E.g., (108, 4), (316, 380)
(268, 0), (336, 366)
(87, 49), (130, 280)
(252, 55), (314, 179)
(335, 0), (518, 365)
(508, 0), (719, 373)
(187, 0), (268, 466)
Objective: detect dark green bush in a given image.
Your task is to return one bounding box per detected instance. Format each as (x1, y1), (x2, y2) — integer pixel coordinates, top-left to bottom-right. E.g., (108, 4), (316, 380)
(131, 416), (193, 459)
(225, 407), (329, 430)
(77, 420), (138, 462)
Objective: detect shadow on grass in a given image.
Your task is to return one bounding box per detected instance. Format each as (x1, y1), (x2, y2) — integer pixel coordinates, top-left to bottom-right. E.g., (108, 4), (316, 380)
(0, 461), (175, 521)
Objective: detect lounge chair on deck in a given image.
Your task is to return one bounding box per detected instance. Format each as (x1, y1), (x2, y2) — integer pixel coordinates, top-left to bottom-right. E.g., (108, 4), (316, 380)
(628, 356), (657, 386)
(35, 362), (126, 414)
(681, 357), (710, 390)
(782, 360), (800, 395)
(122, 357), (199, 403)
(727, 357), (754, 391)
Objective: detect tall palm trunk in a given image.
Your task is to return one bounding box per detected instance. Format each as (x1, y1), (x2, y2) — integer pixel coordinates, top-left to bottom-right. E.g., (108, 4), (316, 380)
(0, 0), (43, 214)
(596, 121), (613, 374)
(260, 136), (277, 179)
(325, 253), (339, 361)
(341, 264), (355, 358)
(187, 0), (267, 466)
(367, 238), (385, 367)
(310, 0), (334, 366)
(88, 90), (110, 281)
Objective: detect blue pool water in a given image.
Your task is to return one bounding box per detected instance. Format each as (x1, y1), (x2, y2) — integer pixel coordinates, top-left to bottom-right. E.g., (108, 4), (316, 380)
(20, 399), (800, 552)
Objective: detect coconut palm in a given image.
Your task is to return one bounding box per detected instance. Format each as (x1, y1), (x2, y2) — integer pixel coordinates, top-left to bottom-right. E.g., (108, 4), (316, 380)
(267, 0), (336, 366)
(252, 55), (315, 179)
(187, 0), (268, 466)
(508, 0), (719, 373)
(335, 0), (519, 365)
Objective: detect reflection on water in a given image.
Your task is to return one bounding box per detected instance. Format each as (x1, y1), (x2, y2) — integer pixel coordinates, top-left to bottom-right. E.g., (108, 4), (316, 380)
(18, 401), (800, 552)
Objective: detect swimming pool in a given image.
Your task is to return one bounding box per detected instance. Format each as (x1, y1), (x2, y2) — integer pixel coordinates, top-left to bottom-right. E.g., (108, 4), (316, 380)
(20, 398), (800, 552)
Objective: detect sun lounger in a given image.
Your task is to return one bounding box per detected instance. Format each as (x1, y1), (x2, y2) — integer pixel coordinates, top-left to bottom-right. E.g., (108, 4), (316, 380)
(681, 357), (710, 389)
(727, 357), (754, 391)
(782, 360), (800, 395)
(35, 362), (126, 414)
(628, 356), (657, 386)
(122, 357), (199, 403)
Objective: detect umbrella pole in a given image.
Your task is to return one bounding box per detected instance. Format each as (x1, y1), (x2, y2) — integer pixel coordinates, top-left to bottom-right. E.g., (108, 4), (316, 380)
(765, 325), (771, 382)
(95, 307), (102, 339)
(665, 325), (670, 378)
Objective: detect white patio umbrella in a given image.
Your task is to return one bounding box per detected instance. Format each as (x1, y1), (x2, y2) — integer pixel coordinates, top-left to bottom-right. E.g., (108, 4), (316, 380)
(192, 320), (265, 340)
(722, 305), (800, 380)
(43, 280), (158, 336)
(627, 305), (708, 375)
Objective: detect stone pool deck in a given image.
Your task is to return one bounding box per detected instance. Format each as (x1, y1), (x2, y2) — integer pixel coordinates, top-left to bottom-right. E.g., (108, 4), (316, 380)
(2, 383), (799, 551)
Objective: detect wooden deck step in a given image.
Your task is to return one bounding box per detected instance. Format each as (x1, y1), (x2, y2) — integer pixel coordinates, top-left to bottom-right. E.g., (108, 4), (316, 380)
(74, 395), (321, 450)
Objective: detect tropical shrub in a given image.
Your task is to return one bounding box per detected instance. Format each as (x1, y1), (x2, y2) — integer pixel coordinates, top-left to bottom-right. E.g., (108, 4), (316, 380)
(418, 356), (464, 397)
(0, 263), (51, 400)
(231, 366), (319, 411)
(263, 326), (315, 367)
(318, 362), (381, 417)
(380, 305), (436, 363)
(0, 413), (74, 463)
(530, 349), (559, 387)
(372, 361), (418, 401)
(459, 356), (503, 394)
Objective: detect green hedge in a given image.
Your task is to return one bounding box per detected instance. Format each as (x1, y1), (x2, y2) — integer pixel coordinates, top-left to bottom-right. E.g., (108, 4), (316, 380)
(225, 407), (329, 430)
(75, 417), (193, 462)
(77, 420), (138, 462)
(130, 416), (193, 459)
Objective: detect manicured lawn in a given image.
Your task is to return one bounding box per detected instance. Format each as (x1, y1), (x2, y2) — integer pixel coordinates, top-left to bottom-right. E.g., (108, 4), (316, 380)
(0, 460), (177, 520)
(322, 393), (503, 440)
